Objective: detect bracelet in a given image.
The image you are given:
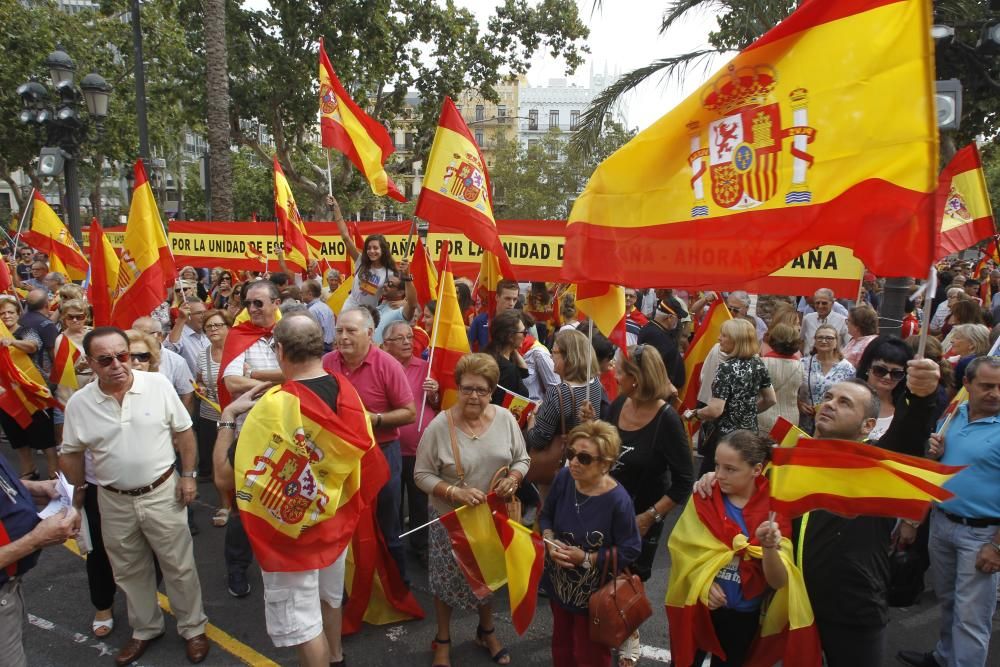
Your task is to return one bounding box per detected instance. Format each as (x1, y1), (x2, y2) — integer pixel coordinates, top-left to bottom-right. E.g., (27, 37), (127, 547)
(217, 421), (237, 431)
(376, 413), (383, 427)
(445, 485), (455, 502)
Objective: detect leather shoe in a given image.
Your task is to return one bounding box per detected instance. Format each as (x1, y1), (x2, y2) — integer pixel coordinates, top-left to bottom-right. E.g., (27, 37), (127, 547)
(897, 650), (940, 667)
(115, 633), (163, 666)
(185, 633), (210, 664)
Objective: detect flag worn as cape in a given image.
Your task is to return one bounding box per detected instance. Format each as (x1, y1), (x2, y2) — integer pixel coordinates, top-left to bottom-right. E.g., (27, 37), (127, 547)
(563, 0), (937, 289)
(428, 243), (472, 409)
(22, 192), (88, 281)
(936, 143), (995, 259)
(49, 334), (80, 389)
(217, 321), (276, 408)
(666, 476), (820, 667)
(234, 377), (384, 572)
(769, 438), (965, 521)
(0, 320), (59, 428)
(88, 219), (119, 327)
(318, 38), (405, 202)
(111, 160), (175, 328)
(414, 97), (515, 279)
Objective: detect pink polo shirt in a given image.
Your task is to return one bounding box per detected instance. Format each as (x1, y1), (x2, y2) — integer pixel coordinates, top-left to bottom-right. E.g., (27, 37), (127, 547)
(396, 355), (438, 457)
(322, 345), (414, 444)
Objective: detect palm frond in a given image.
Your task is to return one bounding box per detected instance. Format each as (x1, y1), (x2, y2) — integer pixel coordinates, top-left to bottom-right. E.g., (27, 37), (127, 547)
(660, 0), (720, 36)
(569, 49), (724, 158)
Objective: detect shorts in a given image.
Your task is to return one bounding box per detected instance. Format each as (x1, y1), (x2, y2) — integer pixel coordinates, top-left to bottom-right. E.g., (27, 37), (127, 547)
(261, 550), (347, 648)
(0, 410), (55, 450)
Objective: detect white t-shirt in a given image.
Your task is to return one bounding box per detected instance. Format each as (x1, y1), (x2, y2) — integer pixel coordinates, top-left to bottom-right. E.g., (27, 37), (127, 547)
(62, 371), (193, 489)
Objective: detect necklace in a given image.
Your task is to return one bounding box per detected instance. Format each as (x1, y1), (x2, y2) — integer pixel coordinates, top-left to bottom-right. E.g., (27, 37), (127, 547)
(574, 485), (595, 514)
(455, 411), (487, 440)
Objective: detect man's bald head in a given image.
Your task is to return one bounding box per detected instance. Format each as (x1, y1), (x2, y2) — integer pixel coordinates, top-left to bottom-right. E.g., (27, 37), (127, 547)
(26, 289), (48, 311)
(273, 312), (324, 363)
(131, 316), (163, 337)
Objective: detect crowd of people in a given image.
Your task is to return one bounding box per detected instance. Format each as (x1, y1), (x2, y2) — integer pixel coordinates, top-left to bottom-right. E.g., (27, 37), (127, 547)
(0, 232), (998, 667)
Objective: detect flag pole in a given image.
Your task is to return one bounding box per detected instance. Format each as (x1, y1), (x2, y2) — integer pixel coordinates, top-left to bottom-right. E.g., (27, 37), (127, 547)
(914, 266), (937, 360)
(326, 149), (334, 197)
(12, 188), (36, 250)
(420, 242), (449, 430)
(403, 217), (417, 259)
(398, 503), (504, 540)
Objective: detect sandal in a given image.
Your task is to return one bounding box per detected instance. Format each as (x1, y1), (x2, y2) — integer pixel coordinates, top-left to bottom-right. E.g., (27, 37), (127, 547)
(212, 508), (231, 527)
(92, 611), (114, 638)
(617, 629), (640, 667)
(430, 636), (450, 667)
(475, 625), (511, 665)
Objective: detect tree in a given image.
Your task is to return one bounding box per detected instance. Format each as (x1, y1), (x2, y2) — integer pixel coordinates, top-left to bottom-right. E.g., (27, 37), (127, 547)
(490, 122), (635, 219)
(180, 0), (590, 215)
(202, 0), (234, 221)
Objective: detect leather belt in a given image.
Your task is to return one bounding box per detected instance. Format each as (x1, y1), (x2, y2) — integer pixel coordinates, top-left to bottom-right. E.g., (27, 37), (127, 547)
(102, 469), (173, 497)
(940, 509), (1000, 528)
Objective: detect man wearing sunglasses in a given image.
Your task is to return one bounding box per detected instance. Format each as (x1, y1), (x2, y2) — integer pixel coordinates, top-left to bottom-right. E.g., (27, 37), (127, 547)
(800, 288), (849, 353)
(60, 327), (210, 665)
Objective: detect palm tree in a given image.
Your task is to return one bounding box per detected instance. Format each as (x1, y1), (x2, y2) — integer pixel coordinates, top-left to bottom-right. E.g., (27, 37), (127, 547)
(203, 0), (234, 221)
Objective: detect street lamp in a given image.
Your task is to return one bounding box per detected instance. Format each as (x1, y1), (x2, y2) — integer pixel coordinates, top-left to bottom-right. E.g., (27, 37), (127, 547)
(17, 44), (111, 243)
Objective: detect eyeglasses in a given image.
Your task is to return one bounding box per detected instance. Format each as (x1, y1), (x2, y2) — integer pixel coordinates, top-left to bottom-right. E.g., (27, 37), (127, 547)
(566, 449), (601, 466)
(130, 352), (151, 363)
(870, 364), (906, 381)
(459, 385), (491, 397)
(814, 335), (837, 342)
(90, 352), (130, 367)
(813, 301), (831, 306)
(248, 299), (272, 309)
(385, 334), (414, 343)
(65, 313), (86, 322)
(204, 322), (227, 331)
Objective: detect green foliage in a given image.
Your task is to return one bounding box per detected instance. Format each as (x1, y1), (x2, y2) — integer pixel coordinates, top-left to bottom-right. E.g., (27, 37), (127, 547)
(491, 122), (635, 220)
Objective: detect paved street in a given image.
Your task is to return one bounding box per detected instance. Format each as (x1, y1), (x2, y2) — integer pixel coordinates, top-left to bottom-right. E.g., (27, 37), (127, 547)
(8, 446), (1000, 666)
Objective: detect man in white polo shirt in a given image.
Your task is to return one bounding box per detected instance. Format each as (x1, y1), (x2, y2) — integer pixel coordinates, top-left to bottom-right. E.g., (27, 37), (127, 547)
(60, 327), (209, 666)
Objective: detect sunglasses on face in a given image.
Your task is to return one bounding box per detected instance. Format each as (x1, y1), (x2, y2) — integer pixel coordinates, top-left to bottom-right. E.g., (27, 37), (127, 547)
(248, 299), (272, 309)
(90, 352), (130, 367)
(130, 352), (151, 363)
(566, 449), (601, 466)
(65, 313), (86, 322)
(870, 364), (906, 381)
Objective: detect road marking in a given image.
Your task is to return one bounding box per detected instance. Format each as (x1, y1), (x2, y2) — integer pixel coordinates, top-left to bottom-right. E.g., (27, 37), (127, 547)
(639, 643), (672, 663)
(27, 613), (121, 660)
(63, 542), (279, 666)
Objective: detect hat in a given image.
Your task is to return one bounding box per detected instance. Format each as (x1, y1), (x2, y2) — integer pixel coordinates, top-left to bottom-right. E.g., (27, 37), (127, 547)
(657, 297), (688, 320)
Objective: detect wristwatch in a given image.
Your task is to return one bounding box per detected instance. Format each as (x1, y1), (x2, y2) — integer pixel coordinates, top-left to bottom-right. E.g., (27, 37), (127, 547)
(180, 471), (197, 479)
(647, 507), (664, 523)
(580, 552), (592, 570)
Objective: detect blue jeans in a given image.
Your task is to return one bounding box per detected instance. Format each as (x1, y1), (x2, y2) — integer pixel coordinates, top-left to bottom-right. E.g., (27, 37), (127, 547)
(929, 508), (1000, 667)
(376, 440), (406, 584)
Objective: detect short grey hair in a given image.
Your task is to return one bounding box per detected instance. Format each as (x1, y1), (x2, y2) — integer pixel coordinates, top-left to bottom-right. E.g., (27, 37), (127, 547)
(45, 272), (65, 285)
(384, 321), (412, 340)
(841, 378), (881, 420)
(728, 290), (749, 306)
(965, 355), (1000, 382)
(814, 288), (835, 300)
(341, 307), (375, 331)
(279, 302), (315, 319)
(953, 324), (990, 357)
(246, 280), (280, 300)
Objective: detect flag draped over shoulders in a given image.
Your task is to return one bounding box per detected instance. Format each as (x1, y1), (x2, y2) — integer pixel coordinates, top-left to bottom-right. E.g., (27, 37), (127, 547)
(216, 321), (275, 408)
(234, 377), (385, 572)
(563, 0), (937, 289)
(666, 477), (820, 667)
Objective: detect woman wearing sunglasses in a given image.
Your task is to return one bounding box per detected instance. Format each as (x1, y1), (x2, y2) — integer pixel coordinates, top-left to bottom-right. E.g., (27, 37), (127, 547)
(797, 323), (855, 435)
(540, 420), (641, 667)
(414, 353), (529, 667)
(196, 309), (234, 526)
(855, 336), (914, 443)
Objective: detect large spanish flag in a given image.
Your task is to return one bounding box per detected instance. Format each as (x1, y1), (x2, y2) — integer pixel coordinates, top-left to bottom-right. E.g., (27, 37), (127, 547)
(274, 158), (321, 273)
(22, 192), (89, 281)
(111, 160), (175, 329)
(575, 282), (627, 354)
(428, 243), (472, 409)
(678, 300), (731, 413)
(769, 438), (964, 521)
(667, 477), (820, 667)
(415, 97), (516, 279)
(0, 320), (59, 428)
(234, 377), (385, 572)
(936, 143), (995, 258)
(318, 38), (405, 202)
(49, 334), (80, 389)
(564, 0), (937, 288)
(0, 258), (11, 294)
(87, 219), (119, 327)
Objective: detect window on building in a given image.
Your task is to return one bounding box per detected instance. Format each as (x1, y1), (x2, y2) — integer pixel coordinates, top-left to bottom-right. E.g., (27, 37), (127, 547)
(405, 133), (414, 150)
(549, 110), (559, 129)
(476, 105), (485, 122)
(497, 105), (507, 121)
(475, 130), (485, 146)
(528, 109), (538, 131)
(547, 142), (559, 158)
(570, 110), (580, 130)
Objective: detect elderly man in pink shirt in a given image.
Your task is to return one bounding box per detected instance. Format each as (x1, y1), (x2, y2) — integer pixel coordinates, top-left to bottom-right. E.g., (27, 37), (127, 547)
(322, 308), (416, 582)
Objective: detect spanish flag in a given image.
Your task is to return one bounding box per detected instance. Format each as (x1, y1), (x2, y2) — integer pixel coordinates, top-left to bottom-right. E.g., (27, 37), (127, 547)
(936, 143), (995, 259)
(327, 221), (363, 315)
(476, 250), (504, 318)
(190, 380), (221, 414)
(415, 97), (515, 280)
(111, 160), (175, 329)
(575, 282), (627, 354)
(0, 258), (11, 294)
(274, 158), (321, 273)
(666, 477), (820, 667)
(439, 495), (508, 599)
(410, 236), (439, 306)
(490, 497), (544, 635)
(88, 219), (120, 327)
(769, 438), (965, 521)
(497, 384), (539, 429)
(428, 243), (472, 409)
(217, 316), (278, 407)
(563, 0), (937, 289)
(0, 320), (59, 428)
(49, 335), (80, 389)
(769, 416), (809, 447)
(678, 300), (731, 414)
(318, 38), (405, 202)
(22, 192), (89, 281)
(234, 377), (385, 572)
